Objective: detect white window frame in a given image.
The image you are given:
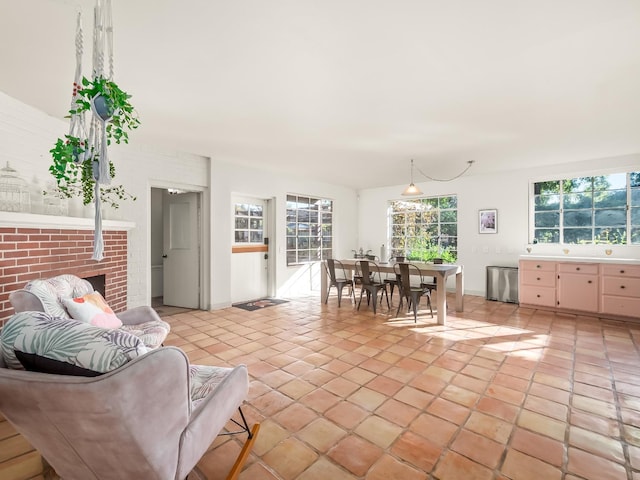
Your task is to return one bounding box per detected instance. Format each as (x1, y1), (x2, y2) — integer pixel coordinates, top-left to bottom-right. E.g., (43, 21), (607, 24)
(286, 194), (333, 266)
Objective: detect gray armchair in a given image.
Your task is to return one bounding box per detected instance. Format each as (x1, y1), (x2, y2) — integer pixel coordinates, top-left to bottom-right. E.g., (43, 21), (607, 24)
(0, 311), (258, 480)
(9, 274), (169, 349)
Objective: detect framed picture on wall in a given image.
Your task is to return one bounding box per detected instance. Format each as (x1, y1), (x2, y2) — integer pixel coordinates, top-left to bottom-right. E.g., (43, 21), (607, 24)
(479, 209), (498, 234)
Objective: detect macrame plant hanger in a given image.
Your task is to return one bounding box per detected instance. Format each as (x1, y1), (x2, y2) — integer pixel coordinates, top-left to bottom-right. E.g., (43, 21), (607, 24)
(88, 0), (114, 261)
(68, 12), (88, 160)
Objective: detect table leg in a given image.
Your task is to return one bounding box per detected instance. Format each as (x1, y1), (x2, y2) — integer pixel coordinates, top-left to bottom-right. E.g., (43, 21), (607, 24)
(435, 273), (447, 325)
(455, 268), (464, 312)
(320, 261), (328, 303)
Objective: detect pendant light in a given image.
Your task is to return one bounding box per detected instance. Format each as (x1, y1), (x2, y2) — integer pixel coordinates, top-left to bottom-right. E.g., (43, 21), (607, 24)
(401, 159), (475, 196)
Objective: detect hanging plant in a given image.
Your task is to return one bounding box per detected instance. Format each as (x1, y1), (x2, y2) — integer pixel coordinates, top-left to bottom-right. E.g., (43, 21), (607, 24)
(47, 134), (135, 208)
(47, 75), (139, 208)
(72, 75), (141, 144)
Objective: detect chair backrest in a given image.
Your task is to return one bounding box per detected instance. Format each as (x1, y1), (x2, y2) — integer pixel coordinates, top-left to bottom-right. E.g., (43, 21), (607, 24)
(397, 262), (425, 293)
(0, 345), (191, 479)
(431, 258), (443, 283)
(327, 259), (338, 282)
(398, 263), (411, 294)
(358, 260), (383, 285)
(10, 274), (93, 318)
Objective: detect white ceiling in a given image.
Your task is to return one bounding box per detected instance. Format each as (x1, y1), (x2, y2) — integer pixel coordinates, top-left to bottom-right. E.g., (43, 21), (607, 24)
(1, 0), (639, 190)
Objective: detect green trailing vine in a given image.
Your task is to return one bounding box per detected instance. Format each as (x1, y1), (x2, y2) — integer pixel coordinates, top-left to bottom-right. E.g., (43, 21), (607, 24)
(71, 75), (141, 144)
(47, 75), (139, 208)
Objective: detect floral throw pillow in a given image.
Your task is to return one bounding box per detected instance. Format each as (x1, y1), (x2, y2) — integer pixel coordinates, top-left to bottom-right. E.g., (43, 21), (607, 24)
(63, 291), (123, 329)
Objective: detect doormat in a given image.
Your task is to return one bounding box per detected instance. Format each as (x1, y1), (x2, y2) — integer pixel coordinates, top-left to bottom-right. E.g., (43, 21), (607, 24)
(233, 298), (289, 311)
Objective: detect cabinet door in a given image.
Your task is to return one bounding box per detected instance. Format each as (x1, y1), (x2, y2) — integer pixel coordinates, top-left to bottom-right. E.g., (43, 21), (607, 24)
(558, 273), (599, 311)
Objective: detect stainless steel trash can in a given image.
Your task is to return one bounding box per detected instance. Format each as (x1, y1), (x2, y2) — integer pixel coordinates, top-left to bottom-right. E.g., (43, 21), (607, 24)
(486, 266), (519, 303)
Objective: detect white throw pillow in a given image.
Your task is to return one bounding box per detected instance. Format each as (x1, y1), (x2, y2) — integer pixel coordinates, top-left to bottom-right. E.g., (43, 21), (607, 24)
(63, 291), (123, 329)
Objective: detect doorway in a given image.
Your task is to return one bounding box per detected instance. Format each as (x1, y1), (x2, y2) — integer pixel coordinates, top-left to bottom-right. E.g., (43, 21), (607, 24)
(230, 195), (274, 303)
(151, 187), (202, 309)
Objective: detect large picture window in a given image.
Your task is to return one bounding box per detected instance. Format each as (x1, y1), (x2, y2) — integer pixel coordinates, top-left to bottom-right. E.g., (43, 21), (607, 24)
(286, 194), (333, 265)
(388, 196), (458, 262)
(532, 172), (640, 245)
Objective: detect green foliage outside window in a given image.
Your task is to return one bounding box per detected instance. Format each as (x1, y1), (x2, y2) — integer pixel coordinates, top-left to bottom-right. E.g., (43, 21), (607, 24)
(388, 196), (458, 262)
(533, 172), (640, 245)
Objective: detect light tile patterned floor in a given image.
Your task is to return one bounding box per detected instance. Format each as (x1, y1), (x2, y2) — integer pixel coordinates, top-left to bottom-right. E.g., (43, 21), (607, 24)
(161, 292), (640, 480)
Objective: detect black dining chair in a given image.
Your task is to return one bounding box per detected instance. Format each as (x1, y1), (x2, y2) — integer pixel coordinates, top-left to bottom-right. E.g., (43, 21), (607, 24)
(383, 257), (401, 302)
(356, 260), (390, 314)
(325, 259), (355, 307)
(395, 262), (433, 322)
(420, 257), (443, 293)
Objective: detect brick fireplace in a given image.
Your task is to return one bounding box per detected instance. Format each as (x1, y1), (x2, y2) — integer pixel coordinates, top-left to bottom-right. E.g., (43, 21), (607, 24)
(0, 221), (130, 327)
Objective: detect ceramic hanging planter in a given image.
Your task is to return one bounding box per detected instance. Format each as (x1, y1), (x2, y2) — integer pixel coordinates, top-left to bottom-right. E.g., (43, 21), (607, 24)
(91, 94), (114, 122)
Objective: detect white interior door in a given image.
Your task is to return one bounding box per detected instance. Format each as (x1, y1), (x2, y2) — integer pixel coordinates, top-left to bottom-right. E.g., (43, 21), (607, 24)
(230, 196), (269, 303)
(163, 191), (200, 308)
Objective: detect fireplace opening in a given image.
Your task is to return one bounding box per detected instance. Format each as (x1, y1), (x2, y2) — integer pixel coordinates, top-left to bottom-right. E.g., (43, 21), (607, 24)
(83, 274), (106, 298)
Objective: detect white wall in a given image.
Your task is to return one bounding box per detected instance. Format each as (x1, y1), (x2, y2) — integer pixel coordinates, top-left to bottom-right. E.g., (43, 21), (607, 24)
(358, 154), (640, 296)
(0, 91), (359, 310)
(209, 158), (358, 309)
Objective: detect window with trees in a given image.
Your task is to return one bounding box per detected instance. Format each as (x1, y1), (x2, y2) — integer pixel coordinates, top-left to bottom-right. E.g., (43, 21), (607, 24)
(388, 196), (458, 262)
(532, 172), (640, 244)
(286, 194), (333, 265)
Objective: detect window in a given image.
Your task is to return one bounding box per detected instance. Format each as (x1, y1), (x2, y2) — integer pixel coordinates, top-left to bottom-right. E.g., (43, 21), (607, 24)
(286, 194), (333, 265)
(234, 202), (263, 243)
(532, 172), (640, 245)
(388, 196), (458, 262)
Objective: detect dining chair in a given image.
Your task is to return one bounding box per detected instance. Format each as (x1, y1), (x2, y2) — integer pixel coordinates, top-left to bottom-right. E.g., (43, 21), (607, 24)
(420, 257), (443, 293)
(383, 257), (401, 302)
(395, 262), (433, 322)
(356, 260), (390, 314)
(352, 259), (374, 297)
(325, 259), (355, 307)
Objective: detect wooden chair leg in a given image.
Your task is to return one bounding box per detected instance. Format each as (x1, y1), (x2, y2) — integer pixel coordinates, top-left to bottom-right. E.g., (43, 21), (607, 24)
(226, 423), (260, 480)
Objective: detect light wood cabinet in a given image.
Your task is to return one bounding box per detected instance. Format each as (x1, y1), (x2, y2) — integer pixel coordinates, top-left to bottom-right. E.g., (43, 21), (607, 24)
(519, 258), (640, 321)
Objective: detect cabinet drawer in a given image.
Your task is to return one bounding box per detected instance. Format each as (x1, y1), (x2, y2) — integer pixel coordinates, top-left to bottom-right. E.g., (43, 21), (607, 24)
(558, 263), (599, 275)
(520, 260), (556, 272)
(602, 276), (640, 298)
(601, 296), (640, 319)
(521, 269), (556, 287)
(601, 264), (640, 278)
(520, 286), (556, 307)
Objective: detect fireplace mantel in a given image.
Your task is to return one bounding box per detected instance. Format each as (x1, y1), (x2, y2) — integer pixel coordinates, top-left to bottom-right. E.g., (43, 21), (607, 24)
(0, 211), (135, 231)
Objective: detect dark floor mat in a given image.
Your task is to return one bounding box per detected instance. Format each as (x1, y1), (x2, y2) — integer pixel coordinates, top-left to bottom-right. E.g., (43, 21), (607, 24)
(232, 298), (289, 311)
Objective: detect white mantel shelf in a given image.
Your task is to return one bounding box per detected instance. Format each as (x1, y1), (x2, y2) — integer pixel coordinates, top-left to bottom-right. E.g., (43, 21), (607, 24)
(520, 254), (640, 265)
(0, 211), (136, 231)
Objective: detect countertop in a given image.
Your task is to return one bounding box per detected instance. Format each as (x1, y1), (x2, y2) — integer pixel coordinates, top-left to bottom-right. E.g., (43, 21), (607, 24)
(519, 255), (640, 265)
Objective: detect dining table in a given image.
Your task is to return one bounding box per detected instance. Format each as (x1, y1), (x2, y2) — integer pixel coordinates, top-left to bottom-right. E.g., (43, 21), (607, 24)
(321, 259), (464, 325)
